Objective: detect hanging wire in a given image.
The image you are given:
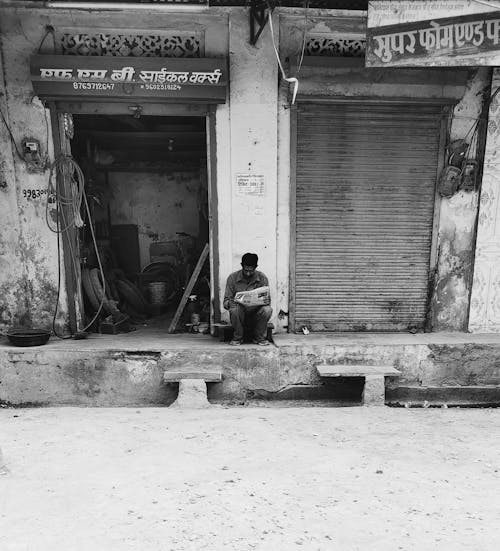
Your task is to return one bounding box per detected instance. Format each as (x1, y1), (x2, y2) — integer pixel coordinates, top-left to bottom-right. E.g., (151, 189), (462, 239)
(0, 106), (23, 159)
(37, 26), (56, 54)
(47, 155), (107, 338)
(296, 0), (309, 75)
(266, 0), (299, 104)
(1, 102), (50, 168)
(46, 156), (84, 233)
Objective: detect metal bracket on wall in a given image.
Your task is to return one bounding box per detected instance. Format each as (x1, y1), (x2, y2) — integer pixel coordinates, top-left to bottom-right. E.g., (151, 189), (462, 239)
(250, 0), (274, 46)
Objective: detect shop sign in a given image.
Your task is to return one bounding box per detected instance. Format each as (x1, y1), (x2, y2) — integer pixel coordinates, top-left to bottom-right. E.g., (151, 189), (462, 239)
(366, 1), (500, 66)
(30, 55), (227, 103)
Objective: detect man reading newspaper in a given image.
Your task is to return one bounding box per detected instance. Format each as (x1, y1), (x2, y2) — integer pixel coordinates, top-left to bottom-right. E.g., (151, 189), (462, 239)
(223, 253), (272, 346)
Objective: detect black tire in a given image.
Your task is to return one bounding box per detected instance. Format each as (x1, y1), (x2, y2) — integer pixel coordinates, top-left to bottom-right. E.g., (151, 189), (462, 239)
(89, 268), (122, 318)
(116, 279), (149, 314)
(82, 268), (100, 312)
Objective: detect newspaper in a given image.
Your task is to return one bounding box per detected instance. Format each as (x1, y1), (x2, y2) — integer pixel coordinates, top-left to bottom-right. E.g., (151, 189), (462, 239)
(234, 286), (270, 307)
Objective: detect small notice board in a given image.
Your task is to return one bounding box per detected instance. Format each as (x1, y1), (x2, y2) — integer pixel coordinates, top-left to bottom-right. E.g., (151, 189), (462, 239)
(236, 174), (265, 197)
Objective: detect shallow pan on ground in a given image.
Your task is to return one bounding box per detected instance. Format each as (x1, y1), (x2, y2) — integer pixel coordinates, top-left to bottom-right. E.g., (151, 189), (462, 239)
(6, 328), (51, 347)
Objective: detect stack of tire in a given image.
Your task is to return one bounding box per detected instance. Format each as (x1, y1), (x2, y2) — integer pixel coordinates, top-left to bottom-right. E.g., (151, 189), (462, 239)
(82, 267), (149, 325)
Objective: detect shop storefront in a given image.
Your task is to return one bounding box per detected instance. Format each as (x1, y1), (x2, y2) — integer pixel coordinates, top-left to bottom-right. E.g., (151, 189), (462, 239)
(30, 54), (226, 334)
(1, 1), (500, 406)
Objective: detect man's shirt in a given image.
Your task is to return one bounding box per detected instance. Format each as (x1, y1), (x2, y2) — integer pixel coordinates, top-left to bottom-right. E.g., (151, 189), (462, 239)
(223, 269), (269, 309)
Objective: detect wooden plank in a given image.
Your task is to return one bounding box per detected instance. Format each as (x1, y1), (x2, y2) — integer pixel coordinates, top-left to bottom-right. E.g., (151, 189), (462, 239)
(168, 243), (209, 334)
(317, 364), (401, 377)
(207, 106), (221, 326)
(49, 107), (78, 333)
(163, 369), (222, 382)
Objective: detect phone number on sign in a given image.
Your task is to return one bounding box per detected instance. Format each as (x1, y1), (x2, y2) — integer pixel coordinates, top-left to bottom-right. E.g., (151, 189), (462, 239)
(143, 83), (181, 91)
(23, 189), (48, 199)
(73, 82), (115, 90)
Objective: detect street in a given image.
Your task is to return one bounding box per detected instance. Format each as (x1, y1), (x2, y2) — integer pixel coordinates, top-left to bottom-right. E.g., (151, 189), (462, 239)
(1, 405), (499, 550)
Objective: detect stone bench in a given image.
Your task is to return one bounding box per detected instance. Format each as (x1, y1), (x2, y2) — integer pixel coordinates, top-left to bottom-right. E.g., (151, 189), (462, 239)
(164, 368), (222, 408)
(316, 364), (402, 406)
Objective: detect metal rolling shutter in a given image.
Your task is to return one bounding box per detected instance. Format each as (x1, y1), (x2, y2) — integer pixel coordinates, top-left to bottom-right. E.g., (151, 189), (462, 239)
(294, 102), (443, 332)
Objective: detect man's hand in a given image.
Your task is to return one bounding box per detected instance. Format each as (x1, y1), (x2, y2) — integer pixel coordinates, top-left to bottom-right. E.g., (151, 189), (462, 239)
(223, 298), (237, 310)
(263, 295), (271, 306)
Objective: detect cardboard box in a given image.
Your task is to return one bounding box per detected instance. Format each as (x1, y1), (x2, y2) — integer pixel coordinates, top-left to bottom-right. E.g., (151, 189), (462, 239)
(234, 286), (270, 307)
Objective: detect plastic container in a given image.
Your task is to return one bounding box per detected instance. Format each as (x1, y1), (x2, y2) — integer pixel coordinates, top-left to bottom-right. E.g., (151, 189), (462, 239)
(149, 281), (167, 306)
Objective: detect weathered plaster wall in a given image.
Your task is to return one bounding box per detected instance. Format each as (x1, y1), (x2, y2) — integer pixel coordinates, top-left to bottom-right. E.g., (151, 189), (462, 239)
(469, 68), (500, 333)
(0, 46), (25, 329)
(430, 68), (491, 331)
(107, 169), (203, 269)
(0, 36), (67, 332)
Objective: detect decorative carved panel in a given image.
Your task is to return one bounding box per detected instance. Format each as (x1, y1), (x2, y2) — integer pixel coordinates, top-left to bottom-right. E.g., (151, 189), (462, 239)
(469, 68), (500, 333)
(306, 35), (366, 57)
(60, 32), (202, 57)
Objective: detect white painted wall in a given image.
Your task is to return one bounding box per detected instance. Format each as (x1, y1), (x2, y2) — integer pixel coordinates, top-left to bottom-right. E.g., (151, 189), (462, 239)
(217, 9), (279, 325)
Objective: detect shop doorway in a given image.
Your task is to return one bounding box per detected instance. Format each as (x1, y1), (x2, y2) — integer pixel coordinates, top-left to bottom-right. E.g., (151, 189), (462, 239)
(66, 112), (212, 334)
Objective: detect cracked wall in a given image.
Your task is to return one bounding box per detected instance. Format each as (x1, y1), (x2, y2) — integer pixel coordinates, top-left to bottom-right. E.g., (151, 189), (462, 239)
(431, 68), (491, 331)
(0, 17), (68, 333)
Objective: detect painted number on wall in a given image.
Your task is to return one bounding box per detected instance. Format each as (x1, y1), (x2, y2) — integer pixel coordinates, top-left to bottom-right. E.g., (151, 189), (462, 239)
(23, 189), (48, 199)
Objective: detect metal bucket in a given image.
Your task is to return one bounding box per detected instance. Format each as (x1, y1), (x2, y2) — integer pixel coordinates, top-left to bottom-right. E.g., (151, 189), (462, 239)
(148, 281), (168, 306)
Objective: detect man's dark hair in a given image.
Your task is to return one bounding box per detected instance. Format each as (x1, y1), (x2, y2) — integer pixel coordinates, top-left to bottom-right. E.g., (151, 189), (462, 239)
(241, 253), (258, 267)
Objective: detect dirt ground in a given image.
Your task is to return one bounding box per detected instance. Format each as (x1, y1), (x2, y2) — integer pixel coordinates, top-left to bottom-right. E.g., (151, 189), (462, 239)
(1, 405), (499, 551)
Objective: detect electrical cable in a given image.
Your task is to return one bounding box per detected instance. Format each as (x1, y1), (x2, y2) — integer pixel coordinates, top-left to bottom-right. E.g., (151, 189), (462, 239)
(47, 154), (107, 338)
(1, 91), (50, 169)
(296, 0), (309, 75)
(0, 106), (24, 159)
(37, 26), (56, 54)
(266, 0), (299, 104)
(46, 155), (84, 233)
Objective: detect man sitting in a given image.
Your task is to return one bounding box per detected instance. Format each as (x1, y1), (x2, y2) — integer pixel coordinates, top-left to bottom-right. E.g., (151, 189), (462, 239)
(223, 253), (272, 346)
